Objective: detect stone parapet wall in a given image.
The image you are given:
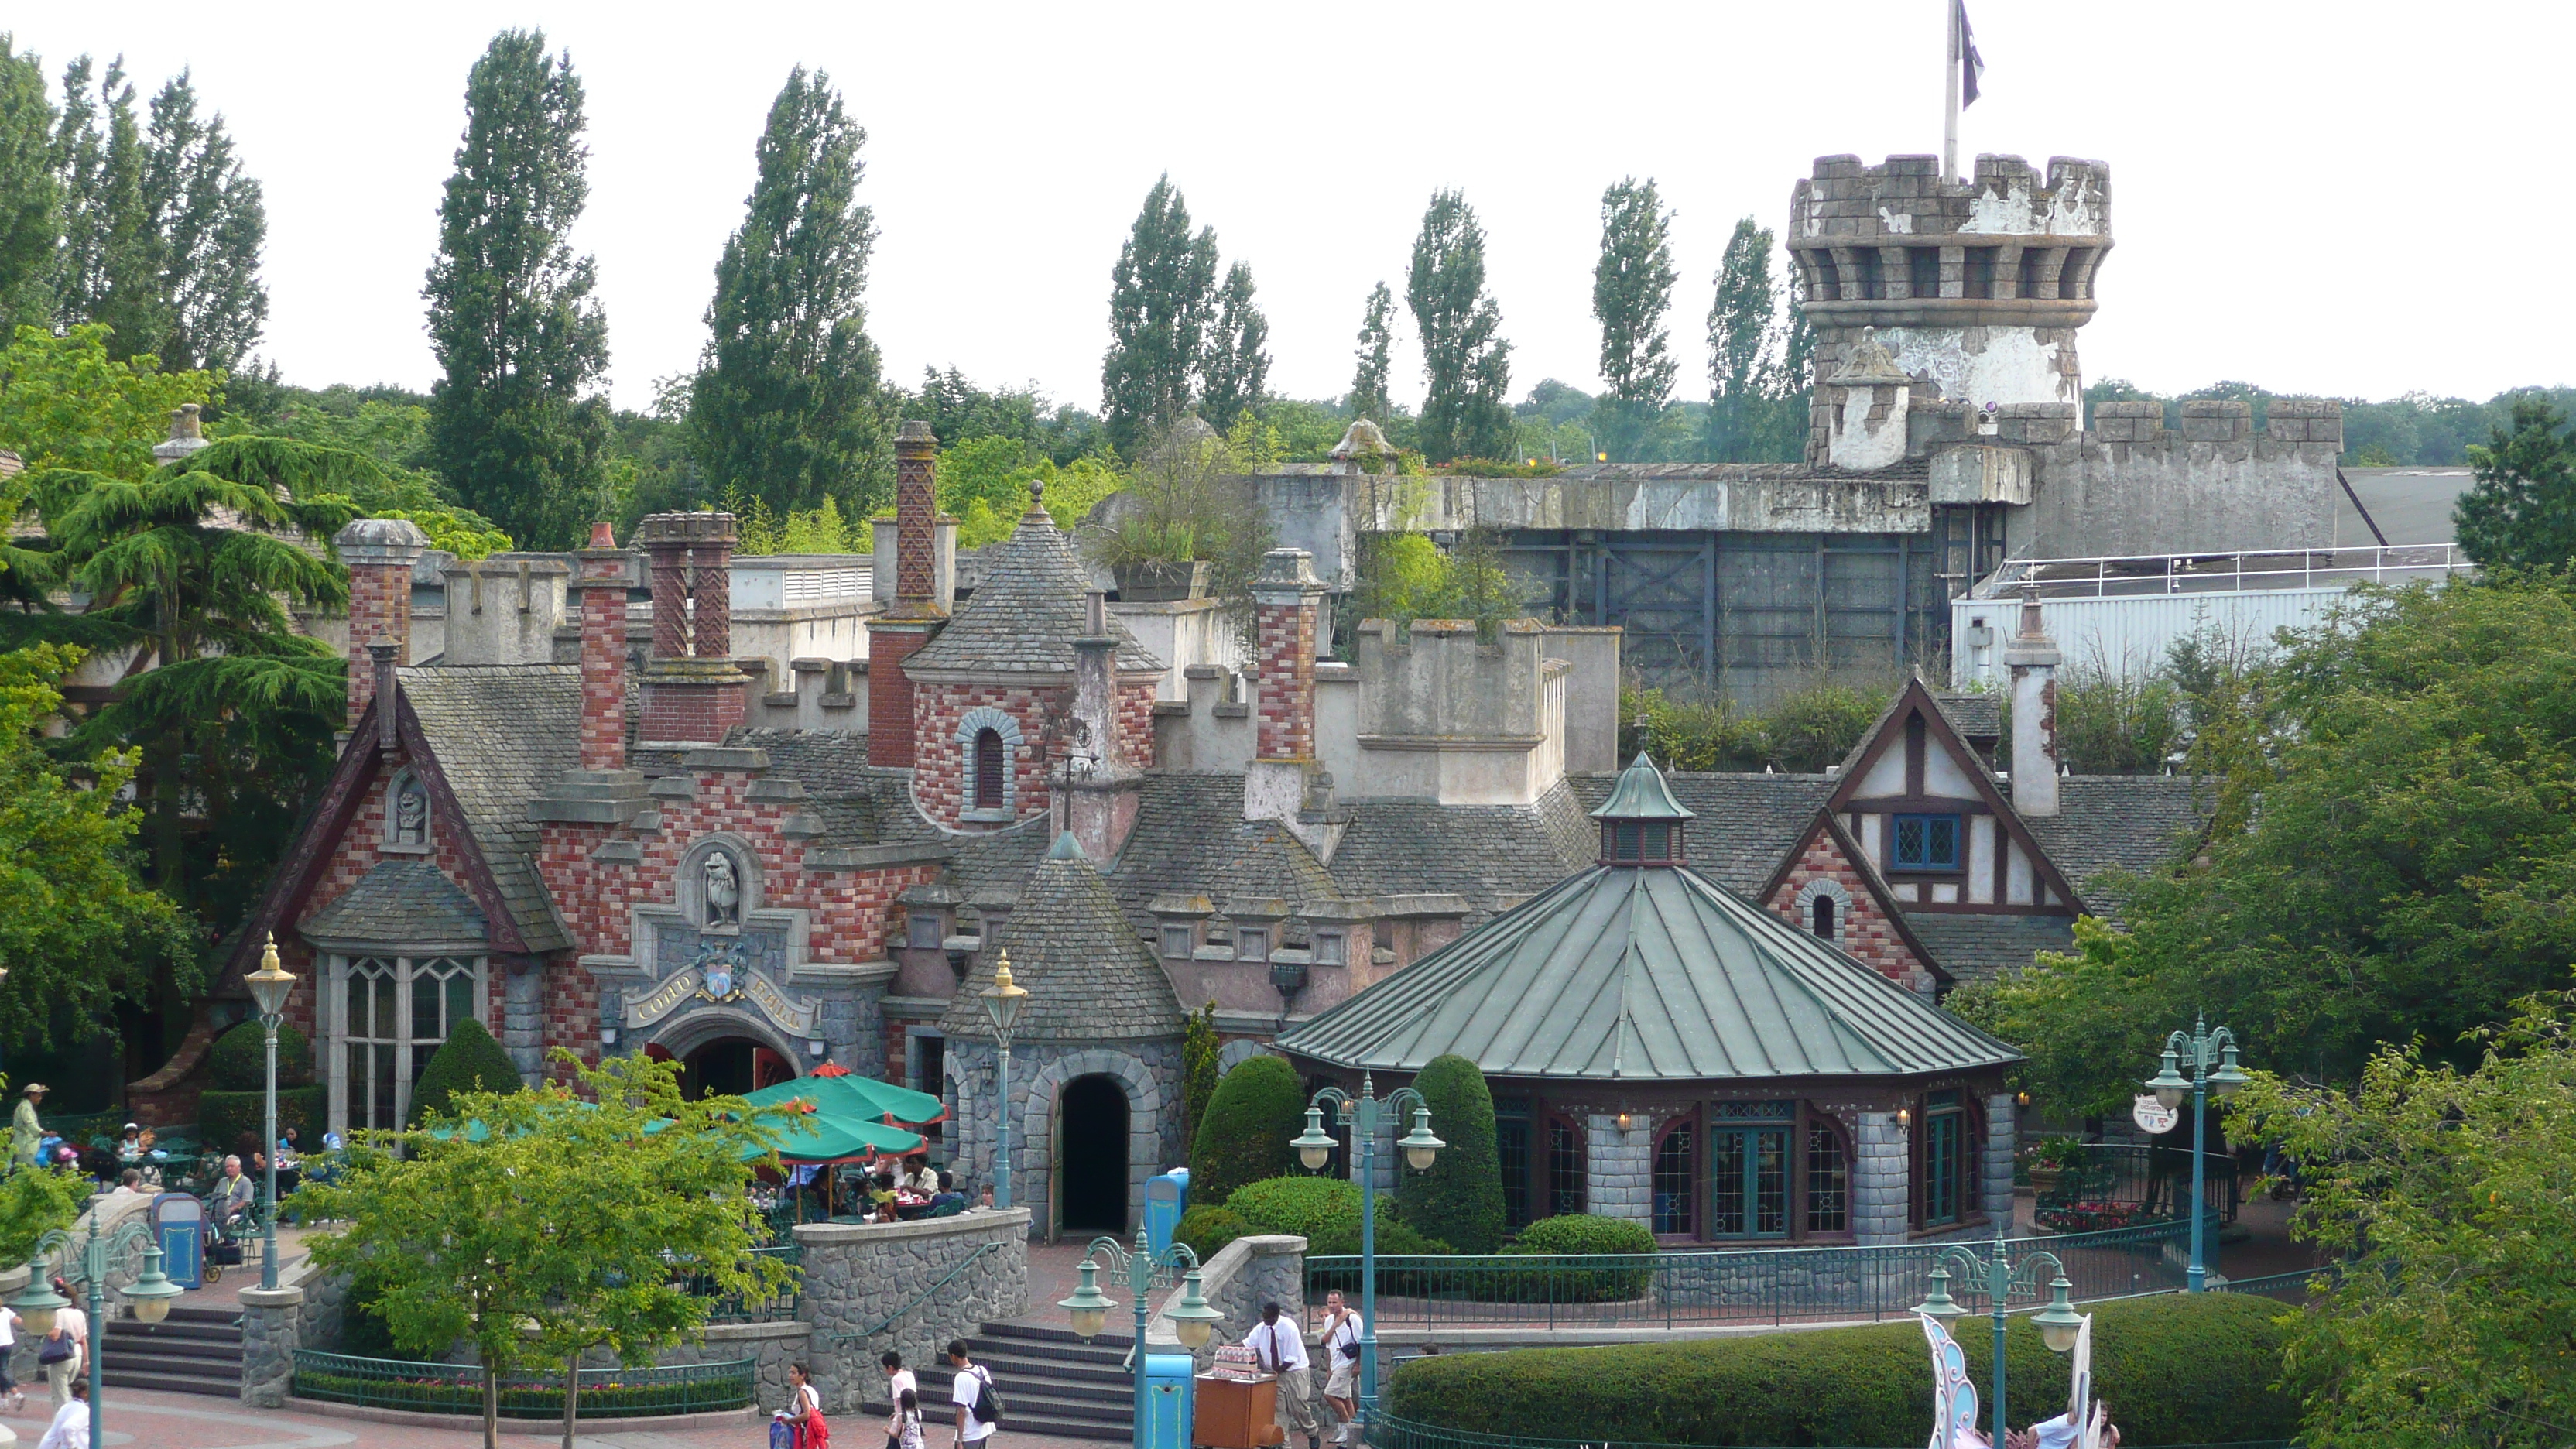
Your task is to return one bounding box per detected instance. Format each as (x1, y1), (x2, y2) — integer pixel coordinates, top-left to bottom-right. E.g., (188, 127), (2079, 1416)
(1149, 1233), (1307, 1368)
(795, 1208), (1031, 1415)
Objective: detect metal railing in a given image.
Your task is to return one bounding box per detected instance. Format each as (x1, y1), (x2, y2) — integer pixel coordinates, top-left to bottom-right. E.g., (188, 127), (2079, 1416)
(1372, 1410), (2288, 1449)
(1305, 1219), (2191, 1332)
(289, 1350), (754, 1417)
(2215, 1268), (2331, 1302)
(2031, 1145), (2239, 1233)
(1974, 543), (2468, 600)
(690, 1242), (803, 1323)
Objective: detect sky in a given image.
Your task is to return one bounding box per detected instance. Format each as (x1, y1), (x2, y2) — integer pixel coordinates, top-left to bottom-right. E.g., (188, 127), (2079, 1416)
(12, 1), (2571, 416)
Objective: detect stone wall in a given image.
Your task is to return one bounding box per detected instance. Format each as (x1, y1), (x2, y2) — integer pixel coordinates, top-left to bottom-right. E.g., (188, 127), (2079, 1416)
(946, 1037), (1185, 1237)
(796, 1209), (1031, 1415)
(1850, 1110), (1909, 1245)
(1584, 1114), (1653, 1226)
(1148, 1233), (1307, 1368)
(1983, 1091), (2018, 1229)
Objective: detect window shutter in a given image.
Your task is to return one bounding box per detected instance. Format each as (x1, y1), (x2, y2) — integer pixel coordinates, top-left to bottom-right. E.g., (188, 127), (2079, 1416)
(974, 729), (1005, 810)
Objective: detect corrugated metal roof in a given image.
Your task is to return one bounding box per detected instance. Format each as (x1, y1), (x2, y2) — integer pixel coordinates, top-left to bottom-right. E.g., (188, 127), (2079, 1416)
(1275, 862), (2020, 1082)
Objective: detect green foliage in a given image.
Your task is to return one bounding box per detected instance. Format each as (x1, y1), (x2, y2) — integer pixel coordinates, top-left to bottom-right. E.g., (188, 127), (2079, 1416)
(1396, 1055), (1505, 1253)
(405, 1018), (524, 1129)
(297, 1050), (796, 1447)
(1188, 1054), (1303, 1208)
(2046, 657), (2190, 774)
(1501, 1212), (1652, 1256)
(1223, 1174), (1451, 1257)
(218, 392), (512, 559)
(207, 1019), (310, 1089)
(1589, 178), (1677, 464)
(1704, 217), (1810, 464)
(2234, 989), (2576, 1448)
(1494, 1214), (1656, 1300)
(689, 67), (887, 519)
(2454, 397), (2576, 570)
(1180, 1002), (1220, 1146)
(0, 39), (57, 334)
(197, 1084), (325, 1155)
(1198, 261), (1269, 433)
(1764, 679), (1892, 772)
(1407, 190), (1512, 464)
(1101, 176), (1220, 454)
(1088, 417), (1272, 630)
(1349, 282), (1394, 425)
(0, 1157), (91, 1272)
(900, 366), (1103, 466)
(1954, 576), (2576, 1112)
(423, 30), (613, 550)
(1348, 532), (1523, 642)
(1174, 1204), (1254, 1261)
(726, 488), (865, 556)
(0, 323), (214, 481)
(293, 1365), (747, 1419)
(1620, 681), (1895, 774)
(1385, 1291), (2293, 1448)
(0, 645), (194, 1045)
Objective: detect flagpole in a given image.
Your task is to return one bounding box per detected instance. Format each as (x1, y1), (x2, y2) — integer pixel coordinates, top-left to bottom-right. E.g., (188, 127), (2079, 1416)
(1942, 0), (1959, 183)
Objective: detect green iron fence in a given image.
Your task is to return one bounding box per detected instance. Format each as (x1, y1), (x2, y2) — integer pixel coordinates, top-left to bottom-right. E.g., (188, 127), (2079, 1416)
(291, 1350), (754, 1417)
(1372, 1410), (2293, 1449)
(2212, 1268), (2329, 1302)
(2032, 1145), (2239, 1232)
(1307, 1219), (2193, 1331)
(688, 1242), (803, 1323)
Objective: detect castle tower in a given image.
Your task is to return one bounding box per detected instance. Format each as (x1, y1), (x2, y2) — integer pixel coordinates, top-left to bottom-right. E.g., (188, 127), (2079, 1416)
(1786, 154), (2111, 465)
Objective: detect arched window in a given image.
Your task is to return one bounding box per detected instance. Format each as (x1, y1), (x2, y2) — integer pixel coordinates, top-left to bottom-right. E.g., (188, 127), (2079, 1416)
(1651, 1119), (1696, 1236)
(972, 728), (1005, 812)
(1810, 894), (1836, 940)
(1805, 1116), (1850, 1234)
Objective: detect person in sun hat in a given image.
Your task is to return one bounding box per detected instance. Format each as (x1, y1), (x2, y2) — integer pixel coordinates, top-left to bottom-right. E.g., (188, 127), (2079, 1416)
(11, 1084), (45, 1166)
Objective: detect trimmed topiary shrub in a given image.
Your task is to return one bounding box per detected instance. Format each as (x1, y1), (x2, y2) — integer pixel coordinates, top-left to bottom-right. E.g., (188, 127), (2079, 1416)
(1396, 1054), (1506, 1252)
(1225, 1175), (1451, 1257)
(404, 1019), (525, 1127)
(197, 1084), (327, 1157)
(207, 1021), (312, 1091)
(1177, 1206), (1257, 1260)
(1189, 1054), (1305, 1208)
(1494, 1214), (1658, 1301)
(1382, 1290), (2297, 1448)
(1504, 1214), (1656, 1255)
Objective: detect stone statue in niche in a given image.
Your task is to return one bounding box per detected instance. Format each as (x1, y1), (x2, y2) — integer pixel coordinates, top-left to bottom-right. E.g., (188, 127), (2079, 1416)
(703, 849), (742, 929)
(392, 777), (429, 847)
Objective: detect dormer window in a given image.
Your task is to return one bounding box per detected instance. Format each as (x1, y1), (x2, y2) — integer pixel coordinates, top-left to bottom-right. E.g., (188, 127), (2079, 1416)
(1608, 821), (1674, 864)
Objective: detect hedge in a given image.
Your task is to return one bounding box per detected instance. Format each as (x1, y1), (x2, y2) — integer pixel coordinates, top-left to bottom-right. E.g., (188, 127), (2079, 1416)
(1382, 1291), (2297, 1448)
(406, 1019), (524, 1127)
(1177, 1206), (1256, 1261)
(198, 1085), (327, 1160)
(208, 1021), (313, 1091)
(1396, 1055), (1506, 1253)
(1225, 1176), (1452, 1256)
(1494, 1214), (1659, 1300)
(293, 1368), (747, 1417)
(1190, 1056), (1305, 1207)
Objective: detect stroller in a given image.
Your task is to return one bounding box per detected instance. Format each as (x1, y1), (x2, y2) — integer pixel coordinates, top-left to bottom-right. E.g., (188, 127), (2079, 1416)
(202, 1190), (265, 1283)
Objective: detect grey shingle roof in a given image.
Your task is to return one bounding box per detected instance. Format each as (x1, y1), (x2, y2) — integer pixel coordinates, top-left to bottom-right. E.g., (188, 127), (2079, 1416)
(1570, 771), (1834, 896)
(302, 859), (488, 944)
(1324, 781), (1601, 921)
(903, 508), (1163, 677)
(1932, 691), (2002, 742)
(1276, 858), (2021, 1081)
(1104, 775), (1348, 923)
(939, 833), (1186, 1042)
(2026, 776), (2206, 911)
(399, 665), (581, 953)
(1900, 912), (2076, 986)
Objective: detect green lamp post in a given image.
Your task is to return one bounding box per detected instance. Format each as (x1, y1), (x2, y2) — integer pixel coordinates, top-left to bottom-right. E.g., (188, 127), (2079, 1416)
(1057, 1225), (1222, 1449)
(1913, 1224), (2085, 1448)
(244, 933), (300, 1291)
(12, 1211), (187, 1449)
(1289, 1071), (1443, 1441)
(2144, 1012), (2249, 1292)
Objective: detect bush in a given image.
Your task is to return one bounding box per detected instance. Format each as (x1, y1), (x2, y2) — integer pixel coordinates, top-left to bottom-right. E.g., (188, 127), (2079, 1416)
(1226, 1174), (1451, 1258)
(1189, 1056), (1305, 1208)
(1177, 1206), (1255, 1261)
(1396, 1055), (1506, 1253)
(1504, 1214), (1656, 1255)
(1495, 1214), (1657, 1301)
(197, 1085), (327, 1158)
(207, 1020), (312, 1091)
(1383, 1291), (2296, 1448)
(405, 1019), (524, 1127)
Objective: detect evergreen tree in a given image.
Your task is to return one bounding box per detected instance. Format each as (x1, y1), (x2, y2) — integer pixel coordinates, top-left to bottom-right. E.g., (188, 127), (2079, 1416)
(0, 37), (57, 333)
(1589, 177), (1677, 464)
(137, 71), (267, 372)
(405, 1017), (524, 1126)
(1705, 217), (1778, 462)
(423, 30), (611, 550)
(1196, 259), (1268, 432)
(689, 67), (886, 516)
(1393, 1053), (1506, 1252)
(1406, 190), (1512, 464)
(2454, 398), (2576, 570)
(1349, 281), (1394, 424)
(1101, 176), (1219, 453)
(50, 57), (158, 358)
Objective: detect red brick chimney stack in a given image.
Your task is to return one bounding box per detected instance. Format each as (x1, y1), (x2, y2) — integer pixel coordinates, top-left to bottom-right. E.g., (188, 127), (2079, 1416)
(334, 518), (430, 732)
(1252, 548), (1326, 763)
(635, 512), (747, 747)
(896, 420), (937, 604)
(574, 521), (631, 771)
(868, 421), (948, 768)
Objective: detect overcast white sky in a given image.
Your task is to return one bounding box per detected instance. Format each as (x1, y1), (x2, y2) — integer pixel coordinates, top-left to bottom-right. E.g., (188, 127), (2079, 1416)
(12, 2), (2568, 416)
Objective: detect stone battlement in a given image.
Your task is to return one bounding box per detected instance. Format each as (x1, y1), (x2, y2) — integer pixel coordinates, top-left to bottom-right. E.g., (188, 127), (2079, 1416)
(1792, 152), (2111, 243)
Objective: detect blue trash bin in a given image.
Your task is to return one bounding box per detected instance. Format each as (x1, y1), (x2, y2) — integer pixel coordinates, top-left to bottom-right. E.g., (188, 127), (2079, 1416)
(1144, 1353), (1196, 1449)
(1145, 1168), (1190, 1257)
(151, 1192), (204, 1290)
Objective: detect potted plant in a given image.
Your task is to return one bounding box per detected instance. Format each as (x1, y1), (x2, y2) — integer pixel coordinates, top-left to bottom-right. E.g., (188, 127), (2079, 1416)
(2027, 1136), (2084, 1201)
(1107, 519), (1210, 601)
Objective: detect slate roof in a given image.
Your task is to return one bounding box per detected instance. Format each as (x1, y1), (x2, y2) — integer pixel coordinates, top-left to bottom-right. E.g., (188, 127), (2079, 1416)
(2028, 776), (2205, 907)
(1932, 691), (2002, 743)
(1324, 782), (1600, 921)
(1276, 856), (2022, 1081)
(1107, 775), (1350, 922)
(938, 833), (1186, 1042)
(903, 506), (1163, 677)
(1569, 771), (1834, 896)
(1900, 912), (2076, 986)
(399, 665), (581, 953)
(302, 859), (488, 944)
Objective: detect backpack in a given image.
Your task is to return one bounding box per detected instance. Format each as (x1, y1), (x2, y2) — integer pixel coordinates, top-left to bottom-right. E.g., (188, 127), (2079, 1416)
(967, 1365), (1004, 1425)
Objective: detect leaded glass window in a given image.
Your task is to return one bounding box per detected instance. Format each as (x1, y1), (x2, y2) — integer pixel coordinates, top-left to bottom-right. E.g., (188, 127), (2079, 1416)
(335, 954), (486, 1132)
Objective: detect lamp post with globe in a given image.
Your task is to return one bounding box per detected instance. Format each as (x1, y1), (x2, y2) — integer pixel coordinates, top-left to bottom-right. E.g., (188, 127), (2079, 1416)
(2143, 1013), (2250, 1292)
(243, 933), (299, 1290)
(9, 1215), (185, 1449)
(1287, 1072), (1444, 1438)
(1913, 1227), (2088, 1449)
(1057, 1228), (1223, 1449)
(978, 954), (1029, 1211)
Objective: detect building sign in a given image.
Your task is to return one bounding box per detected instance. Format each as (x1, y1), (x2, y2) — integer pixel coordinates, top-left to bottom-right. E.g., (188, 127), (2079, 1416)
(625, 927), (821, 1040)
(2129, 1094), (2179, 1135)
(629, 969), (701, 1028)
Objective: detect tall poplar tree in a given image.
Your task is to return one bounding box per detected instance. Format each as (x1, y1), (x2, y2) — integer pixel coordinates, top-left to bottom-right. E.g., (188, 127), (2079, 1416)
(1101, 175), (1218, 453)
(423, 31), (611, 550)
(1590, 177), (1677, 464)
(1406, 189), (1512, 464)
(137, 72), (267, 372)
(0, 37), (57, 333)
(1196, 259), (1268, 433)
(1350, 282), (1394, 425)
(50, 57), (156, 356)
(690, 67), (886, 516)
(1705, 217), (1779, 462)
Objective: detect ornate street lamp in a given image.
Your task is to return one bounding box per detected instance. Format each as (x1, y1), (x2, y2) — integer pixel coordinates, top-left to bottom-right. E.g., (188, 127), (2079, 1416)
(2145, 1012), (2249, 1292)
(1290, 1072), (1441, 1440)
(17, 1213), (187, 1449)
(244, 933), (299, 1291)
(978, 953), (1029, 1211)
(1058, 1226), (1223, 1449)
(1913, 1225), (2084, 1447)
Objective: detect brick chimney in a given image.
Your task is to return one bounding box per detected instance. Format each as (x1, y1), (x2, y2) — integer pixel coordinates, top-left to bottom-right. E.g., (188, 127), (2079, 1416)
(1242, 547), (1344, 860)
(2002, 584), (2061, 817)
(635, 512), (747, 747)
(1055, 590), (1143, 862)
(334, 518), (430, 731)
(867, 420), (948, 767)
(529, 521), (651, 829)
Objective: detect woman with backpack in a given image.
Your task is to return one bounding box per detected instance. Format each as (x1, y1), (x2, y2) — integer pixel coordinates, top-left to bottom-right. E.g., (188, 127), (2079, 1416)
(777, 1361), (830, 1448)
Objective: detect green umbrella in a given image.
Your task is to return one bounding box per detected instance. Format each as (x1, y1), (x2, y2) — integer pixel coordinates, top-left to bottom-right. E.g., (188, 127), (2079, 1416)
(741, 1071), (945, 1129)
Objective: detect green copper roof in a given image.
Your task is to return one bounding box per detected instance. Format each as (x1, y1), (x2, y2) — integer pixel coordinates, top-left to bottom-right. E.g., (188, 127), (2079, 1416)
(1591, 751), (1696, 820)
(1274, 863), (2020, 1081)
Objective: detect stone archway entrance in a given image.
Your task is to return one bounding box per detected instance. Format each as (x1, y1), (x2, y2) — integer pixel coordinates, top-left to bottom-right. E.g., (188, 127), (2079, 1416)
(678, 1036), (794, 1099)
(1057, 1074), (1131, 1235)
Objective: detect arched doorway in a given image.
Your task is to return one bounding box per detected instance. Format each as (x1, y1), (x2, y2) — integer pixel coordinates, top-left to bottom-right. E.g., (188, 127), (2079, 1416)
(679, 1037), (794, 1100)
(1057, 1074), (1130, 1234)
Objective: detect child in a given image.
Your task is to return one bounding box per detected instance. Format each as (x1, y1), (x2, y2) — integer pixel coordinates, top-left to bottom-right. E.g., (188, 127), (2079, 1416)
(889, 1386), (923, 1449)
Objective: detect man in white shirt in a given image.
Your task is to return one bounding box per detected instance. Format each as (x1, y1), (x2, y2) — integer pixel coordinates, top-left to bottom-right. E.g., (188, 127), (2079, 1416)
(1317, 1289), (1362, 1444)
(34, 1376), (84, 1449)
(1245, 1301), (1319, 1449)
(947, 1338), (996, 1448)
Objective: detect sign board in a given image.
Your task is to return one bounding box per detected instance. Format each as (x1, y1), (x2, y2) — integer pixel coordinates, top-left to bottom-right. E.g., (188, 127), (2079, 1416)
(2129, 1094), (2179, 1135)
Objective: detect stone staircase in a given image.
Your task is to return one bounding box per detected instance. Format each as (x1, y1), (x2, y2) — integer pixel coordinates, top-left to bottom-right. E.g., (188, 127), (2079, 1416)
(101, 1303), (242, 1397)
(858, 1322), (1142, 1443)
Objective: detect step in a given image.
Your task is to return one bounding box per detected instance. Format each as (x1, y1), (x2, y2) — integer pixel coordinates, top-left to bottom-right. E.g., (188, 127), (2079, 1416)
(106, 1321), (242, 1348)
(973, 1331), (1135, 1365)
(957, 1353), (1136, 1393)
(102, 1365), (240, 1397)
(866, 1384), (1136, 1423)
